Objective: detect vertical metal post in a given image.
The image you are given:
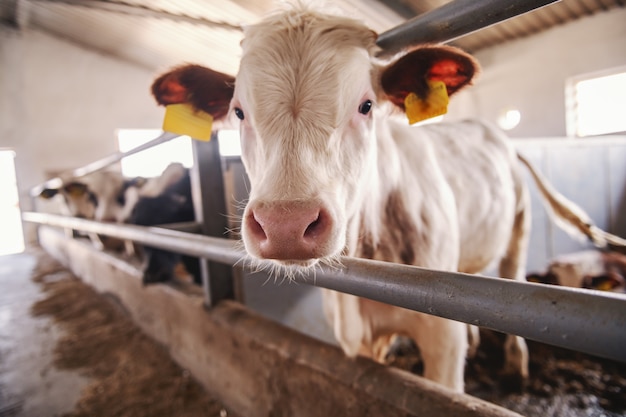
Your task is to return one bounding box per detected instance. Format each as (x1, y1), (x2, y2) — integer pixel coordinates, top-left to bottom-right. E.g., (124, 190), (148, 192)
(191, 133), (234, 307)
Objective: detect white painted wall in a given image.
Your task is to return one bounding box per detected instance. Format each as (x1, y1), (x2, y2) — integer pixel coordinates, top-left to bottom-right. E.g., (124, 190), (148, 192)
(0, 27), (163, 242)
(447, 8), (626, 138)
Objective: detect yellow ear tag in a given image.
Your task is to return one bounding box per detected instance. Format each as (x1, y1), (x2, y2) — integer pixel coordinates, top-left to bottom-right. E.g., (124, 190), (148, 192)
(404, 80), (449, 125)
(162, 103), (214, 141)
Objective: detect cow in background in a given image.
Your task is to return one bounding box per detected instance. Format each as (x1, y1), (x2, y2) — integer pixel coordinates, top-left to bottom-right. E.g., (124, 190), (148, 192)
(123, 164), (200, 285)
(149, 5), (622, 392)
(38, 170), (142, 250)
(115, 162), (187, 224)
(528, 250), (626, 292)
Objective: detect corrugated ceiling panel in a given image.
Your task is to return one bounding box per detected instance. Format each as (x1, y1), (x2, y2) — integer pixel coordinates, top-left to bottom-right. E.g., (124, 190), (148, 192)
(402, 0), (451, 15)
(17, 0), (626, 72)
(425, 0), (624, 52)
(115, 0), (260, 26)
(331, 0), (405, 32)
(29, 1), (243, 74)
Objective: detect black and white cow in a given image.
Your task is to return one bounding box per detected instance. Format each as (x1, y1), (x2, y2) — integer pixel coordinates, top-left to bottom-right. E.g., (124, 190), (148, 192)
(125, 166), (200, 284)
(38, 170), (142, 250)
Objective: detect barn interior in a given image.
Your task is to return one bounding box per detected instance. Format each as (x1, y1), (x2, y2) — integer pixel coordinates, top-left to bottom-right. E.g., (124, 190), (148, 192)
(1, 0), (626, 416)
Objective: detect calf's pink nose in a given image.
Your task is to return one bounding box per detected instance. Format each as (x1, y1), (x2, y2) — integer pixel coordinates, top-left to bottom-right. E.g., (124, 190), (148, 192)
(244, 201), (332, 260)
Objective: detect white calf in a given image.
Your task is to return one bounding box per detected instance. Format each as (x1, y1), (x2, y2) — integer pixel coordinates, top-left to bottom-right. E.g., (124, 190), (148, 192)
(150, 5), (616, 392)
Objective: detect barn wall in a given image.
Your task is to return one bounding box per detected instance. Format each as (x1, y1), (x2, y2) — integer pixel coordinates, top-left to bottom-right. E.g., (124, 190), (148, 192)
(514, 137), (626, 272)
(447, 8), (626, 137)
(0, 26), (162, 242)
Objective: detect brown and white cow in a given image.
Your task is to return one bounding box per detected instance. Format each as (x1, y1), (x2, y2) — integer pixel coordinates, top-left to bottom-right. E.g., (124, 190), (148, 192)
(151, 5), (614, 392)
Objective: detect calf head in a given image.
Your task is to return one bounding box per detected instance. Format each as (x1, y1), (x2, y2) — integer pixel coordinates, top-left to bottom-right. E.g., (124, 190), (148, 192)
(152, 6), (478, 270)
(40, 181), (97, 219)
(40, 172), (143, 222)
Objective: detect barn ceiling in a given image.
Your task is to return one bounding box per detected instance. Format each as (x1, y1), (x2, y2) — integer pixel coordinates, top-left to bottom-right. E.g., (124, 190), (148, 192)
(1, 0), (624, 75)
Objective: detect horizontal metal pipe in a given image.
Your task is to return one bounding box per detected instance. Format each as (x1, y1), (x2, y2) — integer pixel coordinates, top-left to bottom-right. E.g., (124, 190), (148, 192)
(30, 131), (179, 197)
(307, 259), (626, 363)
(376, 0), (560, 56)
(23, 212), (241, 264)
(156, 221), (203, 234)
(23, 211), (626, 363)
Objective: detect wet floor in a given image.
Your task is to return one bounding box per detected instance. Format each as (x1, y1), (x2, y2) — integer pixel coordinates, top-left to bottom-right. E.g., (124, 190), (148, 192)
(0, 251), (88, 417)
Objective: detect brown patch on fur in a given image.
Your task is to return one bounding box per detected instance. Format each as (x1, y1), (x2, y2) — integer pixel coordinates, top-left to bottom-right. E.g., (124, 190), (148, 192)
(385, 191), (418, 265)
(357, 190), (419, 265)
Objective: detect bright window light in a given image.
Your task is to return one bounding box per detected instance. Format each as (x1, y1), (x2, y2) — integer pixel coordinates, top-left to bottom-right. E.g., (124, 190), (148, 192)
(0, 150), (25, 256)
(497, 108), (521, 131)
(413, 115), (444, 126)
(117, 129), (242, 178)
(217, 130), (242, 156)
(117, 129), (193, 178)
(567, 69), (626, 137)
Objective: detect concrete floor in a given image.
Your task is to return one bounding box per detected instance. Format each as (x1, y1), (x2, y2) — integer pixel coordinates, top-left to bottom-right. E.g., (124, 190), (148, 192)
(0, 251), (88, 417)
(0, 243), (335, 417)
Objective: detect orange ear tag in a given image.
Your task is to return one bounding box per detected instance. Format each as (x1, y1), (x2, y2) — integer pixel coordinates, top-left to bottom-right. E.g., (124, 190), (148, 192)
(404, 80), (449, 125)
(162, 103), (214, 141)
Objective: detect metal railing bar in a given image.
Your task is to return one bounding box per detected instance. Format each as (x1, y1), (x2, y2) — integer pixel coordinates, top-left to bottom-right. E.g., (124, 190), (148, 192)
(23, 211), (626, 363)
(376, 0), (560, 56)
(30, 131), (179, 197)
(155, 221), (203, 233)
(308, 258), (626, 363)
(23, 212), (239, 263)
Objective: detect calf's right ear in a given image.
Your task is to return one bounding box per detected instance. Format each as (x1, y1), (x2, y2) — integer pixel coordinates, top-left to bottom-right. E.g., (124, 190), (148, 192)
(151, 65), (235, 121)
(379, 45), (479, 124)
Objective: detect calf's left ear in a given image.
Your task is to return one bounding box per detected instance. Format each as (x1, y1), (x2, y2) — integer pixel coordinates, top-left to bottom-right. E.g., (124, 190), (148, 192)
(380, 45), (479, 112)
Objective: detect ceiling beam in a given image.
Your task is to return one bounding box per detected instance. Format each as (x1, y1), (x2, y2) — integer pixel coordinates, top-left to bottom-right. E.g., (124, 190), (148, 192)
(30, 0), (242, 31)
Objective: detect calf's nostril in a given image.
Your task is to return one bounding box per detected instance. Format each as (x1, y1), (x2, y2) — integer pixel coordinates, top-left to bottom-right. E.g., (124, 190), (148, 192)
(304, 211), (324, 239)
(247, 211), (267, 240)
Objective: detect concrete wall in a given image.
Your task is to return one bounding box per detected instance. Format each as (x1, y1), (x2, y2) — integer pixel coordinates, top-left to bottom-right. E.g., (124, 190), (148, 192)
(0, 26), (162, 242)
(447, 8), (626, 138)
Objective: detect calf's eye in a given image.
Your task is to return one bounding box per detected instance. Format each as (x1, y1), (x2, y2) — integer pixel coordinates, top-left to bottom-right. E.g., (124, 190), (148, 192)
(234, 107), (245, 120)
(358, 100), (372, 115)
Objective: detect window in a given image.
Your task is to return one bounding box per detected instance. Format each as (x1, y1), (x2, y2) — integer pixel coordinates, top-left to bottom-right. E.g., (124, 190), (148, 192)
(217, 130), (242, 156)
(117, 129), (241, 178)
(566, 68), (626, 137)
(0, 150), (25, 256)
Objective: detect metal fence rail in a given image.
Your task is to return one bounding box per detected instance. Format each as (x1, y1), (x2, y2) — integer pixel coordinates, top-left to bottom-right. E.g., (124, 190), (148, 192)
(376, 0), (560, 56)
(30, 131), (180, 196)
(22, 211), (626, 364)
